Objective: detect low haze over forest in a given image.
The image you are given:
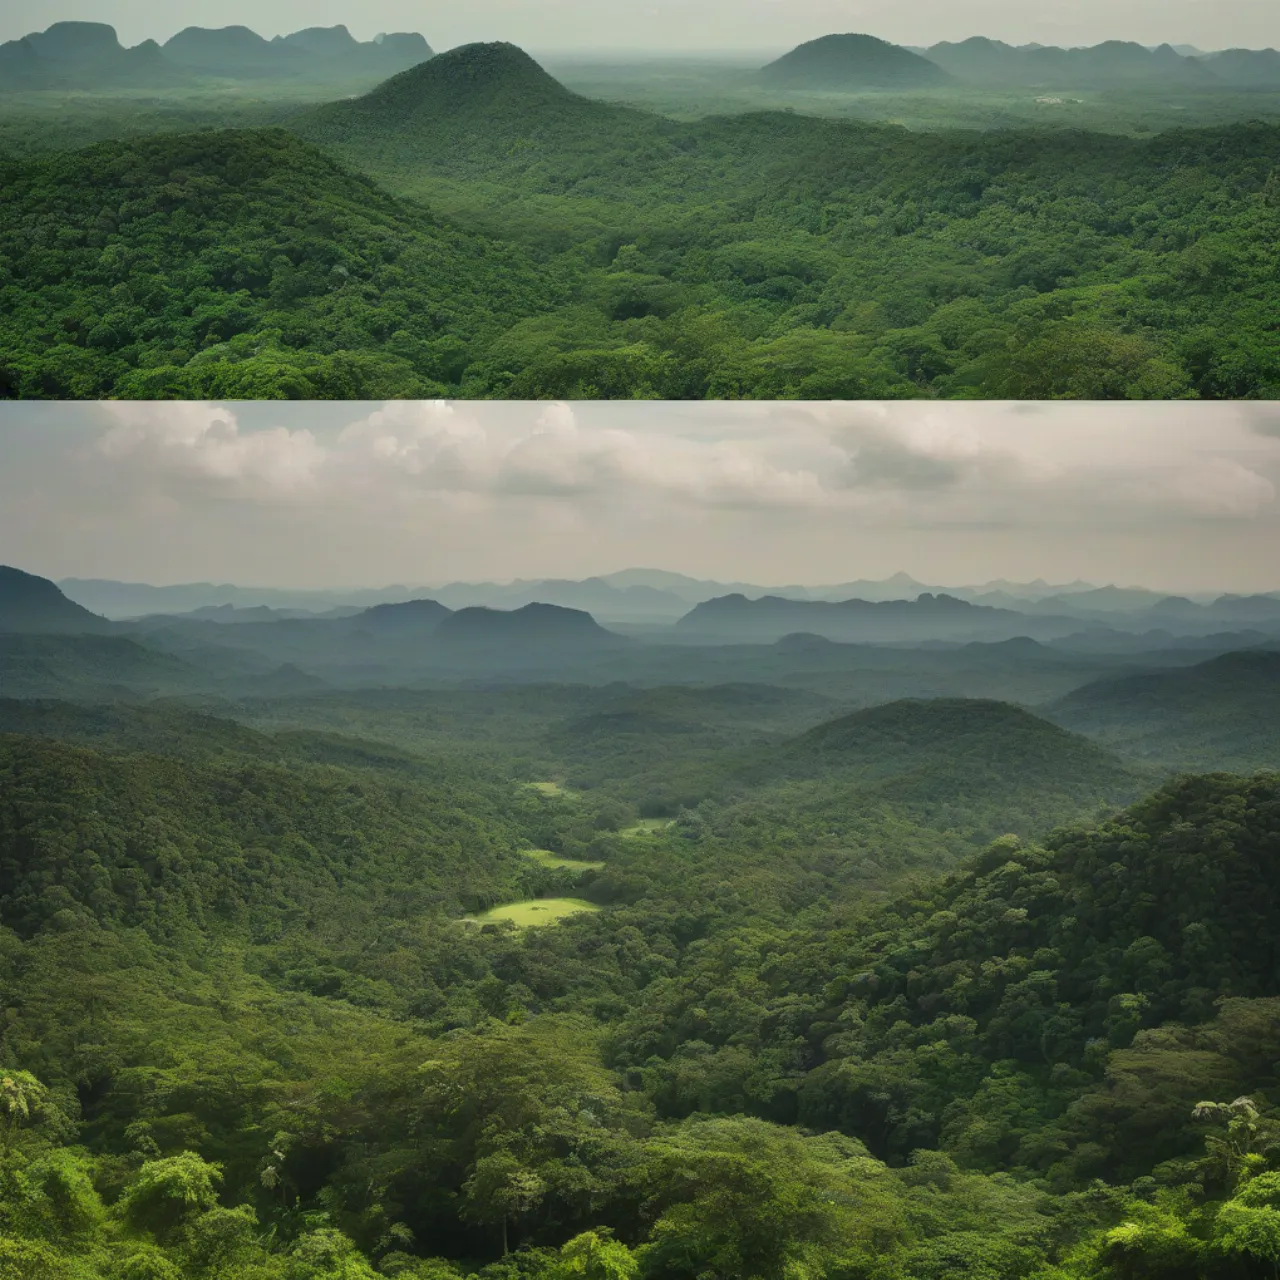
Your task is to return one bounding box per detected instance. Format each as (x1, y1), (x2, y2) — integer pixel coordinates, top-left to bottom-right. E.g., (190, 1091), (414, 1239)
(3, 22), (1280, 398)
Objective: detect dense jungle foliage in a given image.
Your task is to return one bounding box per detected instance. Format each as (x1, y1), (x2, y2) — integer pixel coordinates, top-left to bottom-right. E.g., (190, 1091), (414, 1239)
(1, 683), (1280, 1279)
(2, 44), (1280, 399)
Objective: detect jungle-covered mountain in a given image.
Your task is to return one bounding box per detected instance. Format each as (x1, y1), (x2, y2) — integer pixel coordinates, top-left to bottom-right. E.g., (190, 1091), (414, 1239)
(3, 41), (1280, 398)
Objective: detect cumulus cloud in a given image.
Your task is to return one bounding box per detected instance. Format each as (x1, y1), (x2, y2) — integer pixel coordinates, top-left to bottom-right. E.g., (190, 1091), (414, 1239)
(96, 402), (325, 497)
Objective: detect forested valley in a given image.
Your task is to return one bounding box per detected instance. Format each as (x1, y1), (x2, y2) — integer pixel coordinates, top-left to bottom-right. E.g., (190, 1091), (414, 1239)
(3, 568), (1280, 1277)
(3, 37), (1280, 399)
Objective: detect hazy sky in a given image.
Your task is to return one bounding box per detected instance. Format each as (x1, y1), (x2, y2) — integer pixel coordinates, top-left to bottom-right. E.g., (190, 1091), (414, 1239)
(3, 401), (1280, 593)
(5, 0), (1280, 53)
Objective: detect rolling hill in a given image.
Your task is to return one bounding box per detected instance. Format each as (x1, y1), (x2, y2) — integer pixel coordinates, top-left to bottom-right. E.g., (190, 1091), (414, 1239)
(162, 23), (431, 80)
(353, 597), (454, 635)
(613, 696), (1152, 865)
(0, 20), (432, 90)
(1049, 648), (1280, 771)
(0, 634), (209, 698)
(760, 34), (952, 90)
(762, 696), (1145, 821)
(785, 695), (1130, 784)
(435, 602), (628, 654)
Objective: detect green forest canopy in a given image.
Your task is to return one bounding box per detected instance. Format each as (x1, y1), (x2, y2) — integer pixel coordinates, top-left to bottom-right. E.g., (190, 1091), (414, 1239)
(2, 43), (1280, 399)
(0, 682), (1279, 1277)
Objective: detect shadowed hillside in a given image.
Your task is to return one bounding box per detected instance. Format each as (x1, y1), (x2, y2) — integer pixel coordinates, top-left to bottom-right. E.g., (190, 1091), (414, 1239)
(0, 565), (112, 634)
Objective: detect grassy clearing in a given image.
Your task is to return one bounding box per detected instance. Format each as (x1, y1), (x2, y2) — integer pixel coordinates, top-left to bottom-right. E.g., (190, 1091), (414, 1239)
(522, 849), (606, 872)
(525, 781), (569, 797)
(618, 818), (675, 837)
(467, 898), (601, 928)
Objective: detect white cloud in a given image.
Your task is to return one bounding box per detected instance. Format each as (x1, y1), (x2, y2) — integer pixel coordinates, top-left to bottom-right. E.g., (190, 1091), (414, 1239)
(330, 401), (832, 508)
(96, 402), (325, 497)
(8, 399), (1280, 591)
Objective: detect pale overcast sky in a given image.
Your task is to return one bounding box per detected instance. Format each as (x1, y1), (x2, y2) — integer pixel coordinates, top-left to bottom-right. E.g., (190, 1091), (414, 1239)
(2, 401), (1279, 593)
(4, 0), (1279, 53)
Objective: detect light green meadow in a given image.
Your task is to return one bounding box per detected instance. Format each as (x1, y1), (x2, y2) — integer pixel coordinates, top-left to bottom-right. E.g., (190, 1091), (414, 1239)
(467, 898), (601, 928)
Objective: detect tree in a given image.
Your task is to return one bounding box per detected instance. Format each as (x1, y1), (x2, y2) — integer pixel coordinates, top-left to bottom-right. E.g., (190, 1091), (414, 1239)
(117, 1152), (223, 1241)
(554, 1230), (639, 1280)
(0, 1073), (50, 1147)
(462, 1153), (548, 1256)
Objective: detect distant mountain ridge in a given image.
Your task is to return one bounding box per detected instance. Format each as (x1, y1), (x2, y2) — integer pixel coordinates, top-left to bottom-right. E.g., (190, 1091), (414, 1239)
(674, 592), (1081, 645)
(922, 35), (1280, 87)
(0, 20), (432, 90)
(57, 572), (1280, 630)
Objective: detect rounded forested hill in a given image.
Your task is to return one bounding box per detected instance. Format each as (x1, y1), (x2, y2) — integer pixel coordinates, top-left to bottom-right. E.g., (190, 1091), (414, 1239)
(293, 41), (663, 179)
(0, 128), (571, 398)
(785, 695), (1138, 788)
(759, 33), (952, 89)
(317, 41), (581, 122)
